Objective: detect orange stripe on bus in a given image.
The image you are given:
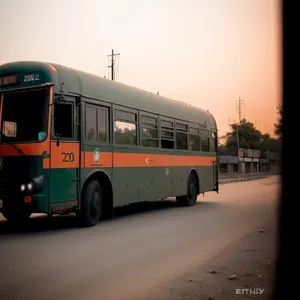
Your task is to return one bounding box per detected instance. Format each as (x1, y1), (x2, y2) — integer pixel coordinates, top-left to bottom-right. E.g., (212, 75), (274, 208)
(0, 143), (215, 169)
(49, 141), (80, 168)
(115, 153), (214, 167)
(0, 142), (49, 156)
(83, 151), (215, 168)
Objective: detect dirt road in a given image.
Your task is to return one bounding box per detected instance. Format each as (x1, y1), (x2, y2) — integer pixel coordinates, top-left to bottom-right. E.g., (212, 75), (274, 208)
(0, 176), (279, 300)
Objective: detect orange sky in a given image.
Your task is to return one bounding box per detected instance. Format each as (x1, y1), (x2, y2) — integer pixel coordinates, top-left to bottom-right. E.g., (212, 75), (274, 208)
(0, 0), (281, 137)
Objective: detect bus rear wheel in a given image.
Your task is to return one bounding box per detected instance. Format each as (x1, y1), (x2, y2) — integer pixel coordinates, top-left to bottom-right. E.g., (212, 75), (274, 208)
(2, 207), (32, 223)
(176, 173), (198, 206)
(78, 180), (102, 227)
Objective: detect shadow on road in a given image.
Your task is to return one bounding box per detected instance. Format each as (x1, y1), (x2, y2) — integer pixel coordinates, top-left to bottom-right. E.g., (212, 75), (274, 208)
(0, 199), (218, 235)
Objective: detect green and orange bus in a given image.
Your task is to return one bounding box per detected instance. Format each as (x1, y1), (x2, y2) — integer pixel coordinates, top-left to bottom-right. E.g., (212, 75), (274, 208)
(0, 61), (218, 226)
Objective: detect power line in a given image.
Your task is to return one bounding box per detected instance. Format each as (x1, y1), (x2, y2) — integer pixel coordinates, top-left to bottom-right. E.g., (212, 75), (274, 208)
(107, 49), (120, 81)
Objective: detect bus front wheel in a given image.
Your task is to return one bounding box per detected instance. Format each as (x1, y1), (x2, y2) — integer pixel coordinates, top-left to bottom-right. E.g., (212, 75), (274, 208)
(176, 173), (198, 206)
(78, 180), (102, 227)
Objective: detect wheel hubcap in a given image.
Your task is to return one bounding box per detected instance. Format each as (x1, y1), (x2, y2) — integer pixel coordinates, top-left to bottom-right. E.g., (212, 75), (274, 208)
(90, 190), (101, 218)
(188, 180), (195, 197)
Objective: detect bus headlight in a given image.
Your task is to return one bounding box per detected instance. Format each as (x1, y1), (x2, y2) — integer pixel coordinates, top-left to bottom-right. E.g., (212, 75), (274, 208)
(26, 182), (34, 191)
(20, 174), (44, 192)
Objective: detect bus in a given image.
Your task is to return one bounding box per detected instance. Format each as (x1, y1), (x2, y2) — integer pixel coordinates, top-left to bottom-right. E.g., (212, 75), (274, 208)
(0, 61), (219, 227)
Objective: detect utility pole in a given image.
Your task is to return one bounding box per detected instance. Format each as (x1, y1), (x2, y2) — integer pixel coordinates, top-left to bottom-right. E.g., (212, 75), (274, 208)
(235, 97), (244, 147)
(237, 96), (243, 123)
(236, 122), (240, 153)
(235, 97), (244, 175)
(107, 49), (120, 81)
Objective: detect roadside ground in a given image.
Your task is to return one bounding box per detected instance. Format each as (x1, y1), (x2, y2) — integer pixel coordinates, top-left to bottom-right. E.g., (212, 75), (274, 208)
(219, 172), (278, 184)
(144, 216), (277, 300)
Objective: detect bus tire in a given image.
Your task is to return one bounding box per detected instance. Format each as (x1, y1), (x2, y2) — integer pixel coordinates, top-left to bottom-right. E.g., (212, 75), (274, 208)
(2, 207), (32, 223)
(176, 173), (198, 206)
(79, 180), (102, 227)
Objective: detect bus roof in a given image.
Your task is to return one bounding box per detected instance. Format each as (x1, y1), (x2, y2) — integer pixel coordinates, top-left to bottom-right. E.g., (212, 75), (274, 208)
(0, 61), (217, 131)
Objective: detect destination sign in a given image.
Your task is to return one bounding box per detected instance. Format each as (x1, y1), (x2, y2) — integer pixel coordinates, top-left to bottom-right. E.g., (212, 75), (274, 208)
(0, 72), (42, 88)
(23, 72), (41, 83)
(0, 74), (19, 87)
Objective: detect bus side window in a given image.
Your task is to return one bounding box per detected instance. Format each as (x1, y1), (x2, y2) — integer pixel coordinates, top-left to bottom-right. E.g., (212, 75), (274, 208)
(97, 108), (109, 143)
(189, 127), (200, 151)
(210, 132), (216, 152)
(201, 137), (209, 152)
(85, 105), (97, 142)
(114, 110), (137, 145)
(140, 115), (159, 148)
(160, 119), (174, 149)
(85, 105), (109, 144)
(54, 103), (73, 138)
(176, 122), (188, 150)
(200, 129), (210, 152)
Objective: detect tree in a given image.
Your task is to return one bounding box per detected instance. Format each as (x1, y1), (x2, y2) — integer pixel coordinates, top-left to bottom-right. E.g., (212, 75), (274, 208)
(274, 105), (283, 139)
(224, 119), (262, 155)
(258, 133), (281, 157)
(218, 144), (228, 155)
(220, 118), (280, 156)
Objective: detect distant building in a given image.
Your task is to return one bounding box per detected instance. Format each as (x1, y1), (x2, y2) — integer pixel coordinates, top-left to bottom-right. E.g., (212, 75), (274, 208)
(219, 148), (280, 175)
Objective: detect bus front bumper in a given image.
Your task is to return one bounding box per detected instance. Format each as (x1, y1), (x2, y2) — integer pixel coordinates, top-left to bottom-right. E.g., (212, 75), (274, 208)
(0, 191), (48, 214)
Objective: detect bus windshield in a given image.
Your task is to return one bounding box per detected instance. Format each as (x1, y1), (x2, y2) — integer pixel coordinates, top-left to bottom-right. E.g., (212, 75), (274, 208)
(0, 88), (49, 143)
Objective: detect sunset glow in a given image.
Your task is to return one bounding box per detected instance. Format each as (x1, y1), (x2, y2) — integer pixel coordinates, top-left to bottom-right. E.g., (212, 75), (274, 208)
(0, 0), (281, 137)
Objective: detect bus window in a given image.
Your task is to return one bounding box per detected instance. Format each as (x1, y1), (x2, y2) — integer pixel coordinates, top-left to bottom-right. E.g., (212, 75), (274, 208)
(1, 88), (48, 142)
(141, 138), (159, 148)
(176, 122), (188, 150)
(161, 120), (173, 128)
(210, 131), (216, 152)
(140, 115), (159, 148)
(140, 115), (157, 126)
(160, 118), (174, 149)
(200, 129), (209, 136)
(189, 127), (200, 151)
(161, 139), (174, 149)
(115, 110), (136, 123)
(114, 110), (137, 145)
(97, 107), (108, 143)
(54, 103), (73, 138)
(201, 137), (209, 152)
(85, 105), (109, 143)
(85, 106), (97, 142)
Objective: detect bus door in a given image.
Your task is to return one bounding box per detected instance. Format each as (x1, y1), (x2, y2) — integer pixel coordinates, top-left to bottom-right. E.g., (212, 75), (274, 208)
(49, 97), (80, 212)
(83, 101), (112, 193)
